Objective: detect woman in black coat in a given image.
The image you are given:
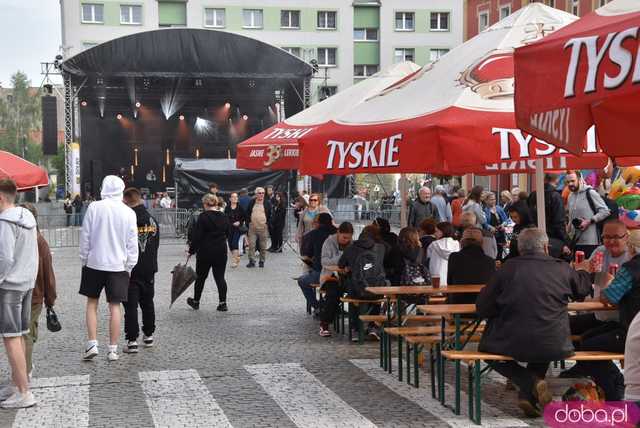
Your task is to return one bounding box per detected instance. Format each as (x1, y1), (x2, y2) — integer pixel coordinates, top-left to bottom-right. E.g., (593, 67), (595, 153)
(505, 201), (534, 260)
(188, 194), (230, 312)
(224, 192), (246, 268)
(269, 192), (287, 253)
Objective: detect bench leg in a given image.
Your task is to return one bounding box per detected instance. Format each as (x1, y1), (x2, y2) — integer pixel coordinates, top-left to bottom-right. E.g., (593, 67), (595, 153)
(358, 305), (365, 344)
(468, 363), (474, 420)
(380, 329), (384, 368)
(454, 315), (461, 415)
(438, 343), (445, 405)
(406, 340), (411, 385)
(414, 343), (419, 388)
(470, 360), (482, 425)
(429, 344), (436, 397)
(388, 333), (393, 374)
(398, 335), (403, 382)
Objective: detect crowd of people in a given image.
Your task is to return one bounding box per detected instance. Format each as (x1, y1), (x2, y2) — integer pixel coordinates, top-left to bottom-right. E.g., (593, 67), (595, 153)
(3, 168), (640, 416)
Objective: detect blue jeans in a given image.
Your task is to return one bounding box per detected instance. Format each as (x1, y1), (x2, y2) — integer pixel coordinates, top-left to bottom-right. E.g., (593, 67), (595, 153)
(297, 270), (320, 310)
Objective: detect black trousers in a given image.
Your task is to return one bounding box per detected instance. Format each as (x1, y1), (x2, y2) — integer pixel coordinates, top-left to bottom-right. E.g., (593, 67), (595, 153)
(124, 275), (156, 341)
(271, 224), (284, 250)
(194, 255), (228, 303)
(488, 361), (550, 400)
(320, 282), (346, 324)
(576, 323), (626, 400)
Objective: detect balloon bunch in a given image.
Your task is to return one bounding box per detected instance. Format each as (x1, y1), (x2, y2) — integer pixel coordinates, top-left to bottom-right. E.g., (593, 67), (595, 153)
(609, 167), (640, 229)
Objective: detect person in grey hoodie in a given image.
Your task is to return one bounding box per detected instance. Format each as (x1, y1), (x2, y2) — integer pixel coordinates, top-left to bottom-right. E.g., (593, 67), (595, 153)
(566, 170), (610, 258)
(0, 179), (38, 409)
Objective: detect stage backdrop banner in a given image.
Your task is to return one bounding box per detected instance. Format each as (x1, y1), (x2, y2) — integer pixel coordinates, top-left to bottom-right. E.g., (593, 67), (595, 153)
(70, 142), (81, 196)
(173, 158), (290, 208)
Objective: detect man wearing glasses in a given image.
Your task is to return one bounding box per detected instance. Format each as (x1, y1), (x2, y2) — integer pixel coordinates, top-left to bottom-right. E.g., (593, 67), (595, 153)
(245, 187), (272, 268)
(561, 219), (631, 380)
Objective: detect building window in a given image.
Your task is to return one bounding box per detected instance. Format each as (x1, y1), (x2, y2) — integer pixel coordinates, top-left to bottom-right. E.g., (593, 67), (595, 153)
(354, 65), (379, 77)
(571, 0), (579, 15)
(317, 48), (337, 67)
(395, 12), (415, 31)
(430, 12), (449, 31)
(81, 4), (104, 24)
(317, 11), (337, 29)
(120, 5), (142, 25)
(83, 42), (99, 50)
(282, 47), (301, 57)
(499, 5), (511, 20)
(243, 9), (263, 28)
(320, 86), (337, 100)
(545, 0), (556, 7)
(354, 28), (378, 41)
(394, 48), (415, 63)
(281, 10), (300, 29)
(158, 1), (186, 27)
(478, 11), (489, 31)
(429, 48), (449, 62)
(204, 8), (225, 28)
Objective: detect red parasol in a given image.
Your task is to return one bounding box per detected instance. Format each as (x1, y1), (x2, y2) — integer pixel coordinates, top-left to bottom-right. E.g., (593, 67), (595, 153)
(514, 0), (640, 157)
(0, 151), (49, 191)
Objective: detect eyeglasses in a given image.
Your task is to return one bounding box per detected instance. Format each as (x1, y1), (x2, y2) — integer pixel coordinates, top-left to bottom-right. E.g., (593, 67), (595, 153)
(256, 191), (265, 194)
(602, 234), (628, 241)
(309, 198), (319, 202)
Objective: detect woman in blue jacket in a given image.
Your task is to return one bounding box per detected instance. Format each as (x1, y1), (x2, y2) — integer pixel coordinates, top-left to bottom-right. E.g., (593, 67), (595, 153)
(483, 192), (508, 260)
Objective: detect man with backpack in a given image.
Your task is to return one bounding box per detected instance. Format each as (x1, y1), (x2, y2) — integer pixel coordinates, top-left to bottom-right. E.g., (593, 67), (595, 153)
(338, 225), (389, 340)
(566, 170), (611, 258)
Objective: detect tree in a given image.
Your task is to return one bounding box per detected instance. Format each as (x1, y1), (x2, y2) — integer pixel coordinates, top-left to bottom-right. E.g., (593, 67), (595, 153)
(0, 71), (42, 164)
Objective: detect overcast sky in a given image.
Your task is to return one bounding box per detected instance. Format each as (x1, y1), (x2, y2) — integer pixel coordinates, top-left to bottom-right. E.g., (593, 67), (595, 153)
(0, 1), (62, 88)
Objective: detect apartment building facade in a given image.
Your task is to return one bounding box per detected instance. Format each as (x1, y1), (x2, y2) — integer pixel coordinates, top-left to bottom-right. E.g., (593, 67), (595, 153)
(60, 0), (463, 103)
(464, 0), (612, 40)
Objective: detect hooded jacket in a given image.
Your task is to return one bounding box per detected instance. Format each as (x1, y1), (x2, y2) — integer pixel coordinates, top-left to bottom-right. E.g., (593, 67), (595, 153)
(338, 236), (387, 275)
(80, 176), (139, 272)
(131, 204), (159, 279)
(505, 201), (534, 260)
(427, 237), (460, 286)
(0, 206), (38, 292)
(189, 209), (230, 259)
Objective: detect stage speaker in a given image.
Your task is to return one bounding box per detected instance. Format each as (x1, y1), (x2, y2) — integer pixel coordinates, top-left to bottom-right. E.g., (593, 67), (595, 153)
(41, 96), (58, 155)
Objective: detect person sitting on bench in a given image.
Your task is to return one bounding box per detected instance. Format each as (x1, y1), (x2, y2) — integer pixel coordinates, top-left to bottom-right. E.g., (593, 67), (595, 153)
(318, 222), (354, 337)
(476, 228), (592, 417)
(447, 227), (495, 305)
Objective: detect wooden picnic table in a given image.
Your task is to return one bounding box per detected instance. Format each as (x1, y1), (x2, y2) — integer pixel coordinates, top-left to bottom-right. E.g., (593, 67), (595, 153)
(364, 285), (484, 380)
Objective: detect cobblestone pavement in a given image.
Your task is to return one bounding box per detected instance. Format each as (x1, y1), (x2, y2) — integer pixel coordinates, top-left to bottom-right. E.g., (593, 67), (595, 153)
(0, 243), (565, 427)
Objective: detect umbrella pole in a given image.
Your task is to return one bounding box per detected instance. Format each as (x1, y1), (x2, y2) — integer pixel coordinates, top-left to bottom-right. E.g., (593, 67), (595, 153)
(400, 174), (408, 228)
(535, 158), (546, 233)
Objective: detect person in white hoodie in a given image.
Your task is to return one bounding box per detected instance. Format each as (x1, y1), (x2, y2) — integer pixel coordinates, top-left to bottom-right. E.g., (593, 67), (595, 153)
(79, 176), (138, 362)
(427, 222), (460, 286)
(0, 179), (38, 409)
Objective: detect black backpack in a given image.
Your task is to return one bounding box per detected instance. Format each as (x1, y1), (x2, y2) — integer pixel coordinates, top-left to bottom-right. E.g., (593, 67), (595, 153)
(349, 246), (387, 298)
(585, 189), (619, 243)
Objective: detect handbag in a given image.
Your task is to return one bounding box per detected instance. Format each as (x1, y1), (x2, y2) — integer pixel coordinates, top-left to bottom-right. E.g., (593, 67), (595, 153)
(238, 224), (249, 234)
(46, 306), (62, 332)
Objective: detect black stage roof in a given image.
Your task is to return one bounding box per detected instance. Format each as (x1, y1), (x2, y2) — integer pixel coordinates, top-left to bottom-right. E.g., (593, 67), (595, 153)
(62, 28), (314, 79)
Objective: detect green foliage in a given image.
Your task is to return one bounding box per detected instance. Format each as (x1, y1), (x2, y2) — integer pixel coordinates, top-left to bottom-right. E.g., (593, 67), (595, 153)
(0, 71), (43, 164)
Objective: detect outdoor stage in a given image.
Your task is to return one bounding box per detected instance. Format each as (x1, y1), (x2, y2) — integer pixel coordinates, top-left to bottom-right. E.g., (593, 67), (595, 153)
(61, 28), (313, 201)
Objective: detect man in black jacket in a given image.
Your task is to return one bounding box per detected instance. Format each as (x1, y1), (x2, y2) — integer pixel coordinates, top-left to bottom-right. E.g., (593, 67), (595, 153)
(476, 228), (592, 417)
(122, 188), (159, 353)
(447, 228), (495, 304)
(527, 173), (571, 257)
(298, 213), (336, 314)
(245, 187), (272, 268)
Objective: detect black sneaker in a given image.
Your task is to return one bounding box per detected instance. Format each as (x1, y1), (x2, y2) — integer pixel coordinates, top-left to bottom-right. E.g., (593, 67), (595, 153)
(367, 326), (380, 341)
(217, 302), (228, 312)
(187, 298), (200, 310)
(246, 261), (256, 268)
(259, 261), (265, 268)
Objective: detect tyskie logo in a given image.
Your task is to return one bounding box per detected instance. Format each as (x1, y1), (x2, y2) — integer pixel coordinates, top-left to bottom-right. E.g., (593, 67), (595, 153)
(326, 134), (402, 170)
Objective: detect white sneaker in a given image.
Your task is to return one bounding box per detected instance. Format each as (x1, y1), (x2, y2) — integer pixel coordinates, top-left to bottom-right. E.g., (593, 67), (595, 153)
(83, 343), (98, 361)
(143, 336), (154, 347)
(107, 350), (119, 361)
(123, 341), (138, 354)
(0, 384), (16, 401)
(0, 391), (36, 409)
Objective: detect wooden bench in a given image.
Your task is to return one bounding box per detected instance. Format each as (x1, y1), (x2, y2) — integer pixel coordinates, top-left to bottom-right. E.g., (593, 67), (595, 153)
(358, 314), (443, 325)
(337, 297), (385, 343)
(441, 350), (625, 425)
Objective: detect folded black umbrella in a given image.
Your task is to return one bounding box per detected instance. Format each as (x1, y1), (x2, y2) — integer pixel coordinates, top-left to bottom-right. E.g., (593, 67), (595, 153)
(170, 257), (197, 308)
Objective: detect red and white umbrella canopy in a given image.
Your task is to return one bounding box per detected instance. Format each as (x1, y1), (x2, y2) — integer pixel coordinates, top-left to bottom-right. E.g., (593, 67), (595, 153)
(235, 62), (421, 171)
(0, 151), (49, 191)
(297, 3), (588, 176)
(515, 0), (640, 157)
